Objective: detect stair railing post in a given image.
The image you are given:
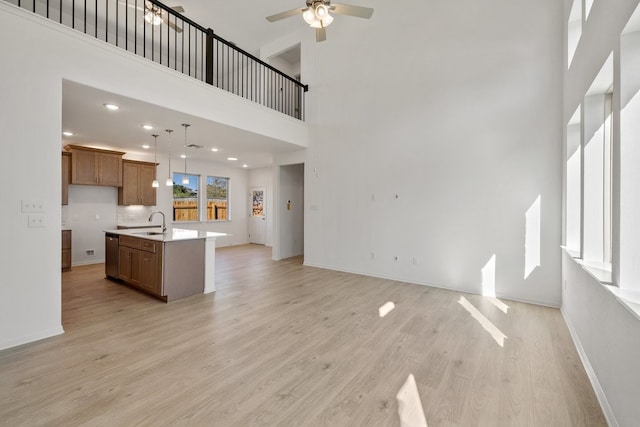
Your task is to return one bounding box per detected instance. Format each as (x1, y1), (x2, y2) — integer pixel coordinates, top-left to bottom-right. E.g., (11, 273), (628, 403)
(206, 28), (214, 86)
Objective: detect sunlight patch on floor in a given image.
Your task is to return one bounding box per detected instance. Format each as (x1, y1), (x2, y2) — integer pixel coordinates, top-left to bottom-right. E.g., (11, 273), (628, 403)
(458, 296), (507, 347)
(396, 373), (428, 427)
(379, 301), (396, 318)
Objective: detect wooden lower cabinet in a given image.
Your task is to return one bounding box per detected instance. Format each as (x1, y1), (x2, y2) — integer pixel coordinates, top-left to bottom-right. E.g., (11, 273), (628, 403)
(62, 230), (72, 271)
(118, 236), (163, 298)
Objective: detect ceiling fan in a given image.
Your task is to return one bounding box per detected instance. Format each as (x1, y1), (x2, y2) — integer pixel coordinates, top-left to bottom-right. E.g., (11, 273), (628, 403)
(266, 1), (374, 42)
(121, 1), (185, 33)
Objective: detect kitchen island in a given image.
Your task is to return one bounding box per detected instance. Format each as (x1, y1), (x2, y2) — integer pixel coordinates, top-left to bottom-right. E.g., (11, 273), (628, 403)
(104, 227), (227, 302)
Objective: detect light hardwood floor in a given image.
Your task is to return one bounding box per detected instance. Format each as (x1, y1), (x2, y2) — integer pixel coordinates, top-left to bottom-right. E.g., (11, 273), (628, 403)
(0, 245), (605, 426)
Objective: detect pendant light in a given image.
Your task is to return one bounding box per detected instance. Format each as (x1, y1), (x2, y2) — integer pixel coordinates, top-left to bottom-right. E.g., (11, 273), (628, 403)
(181, 123), (190, 185)
(165, 129), (174, 186)
(151, 134), (159, 188)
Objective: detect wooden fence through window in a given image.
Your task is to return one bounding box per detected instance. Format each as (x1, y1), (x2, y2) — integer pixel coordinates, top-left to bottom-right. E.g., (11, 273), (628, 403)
(173, 198), (227, 221)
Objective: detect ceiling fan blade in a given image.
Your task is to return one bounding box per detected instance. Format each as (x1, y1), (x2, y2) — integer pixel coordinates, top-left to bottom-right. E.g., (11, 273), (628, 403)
(330, 3), (374, 19)
(120, 0), (144, 12)
(266, 7), (306, 22)
(170, 5), (185, 13)
(163, 15), (183, 33)
(316, 27), (327, 42)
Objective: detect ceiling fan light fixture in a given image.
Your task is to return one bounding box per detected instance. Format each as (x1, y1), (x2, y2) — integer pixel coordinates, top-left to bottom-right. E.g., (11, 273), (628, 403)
(315, 4), (328, 19)
(302, 8), (315, 25)
(144, 6), (162, 25)
(321, 14), (333, 26)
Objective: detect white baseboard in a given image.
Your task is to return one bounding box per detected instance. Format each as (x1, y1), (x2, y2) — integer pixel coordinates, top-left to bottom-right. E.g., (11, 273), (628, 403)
(560, 306), (617, 427)
(302, 261), (560, 308)
(0, 325), (64, 352)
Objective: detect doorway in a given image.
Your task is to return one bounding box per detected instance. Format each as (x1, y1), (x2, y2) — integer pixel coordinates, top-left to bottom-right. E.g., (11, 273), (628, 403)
(277, 163), (304, 259)
(249, 187), (266, 244)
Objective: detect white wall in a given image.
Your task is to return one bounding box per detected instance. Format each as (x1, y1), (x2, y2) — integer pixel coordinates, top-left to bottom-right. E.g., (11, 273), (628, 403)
(562, 252), (640, 426)
(249, 167), (274, 247)
(0, 2), (305, 350)
(562, 0), (640, 425)
(65, 186), (118, 265)
(286, 0), (564, 306)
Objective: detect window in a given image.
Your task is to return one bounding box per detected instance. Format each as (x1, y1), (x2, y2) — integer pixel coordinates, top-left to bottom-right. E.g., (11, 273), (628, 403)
(173, 172), (199, 222)
(206, 176), (229, 221)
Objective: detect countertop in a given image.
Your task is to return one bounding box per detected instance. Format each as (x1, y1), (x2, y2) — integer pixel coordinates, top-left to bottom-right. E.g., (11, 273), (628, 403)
(104, 227), (228, 242)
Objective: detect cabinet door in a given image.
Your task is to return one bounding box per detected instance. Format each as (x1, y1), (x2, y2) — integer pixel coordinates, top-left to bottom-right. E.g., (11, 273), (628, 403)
(61, 230), (72, 250)
(120, 162), (141, 205)
(62, 153), (70, 205)
(139, 252), (160, 294)
(97, 152), (123, 186)
(71, 149), (97, 185)
(62, 249), (72, 271)
(139, 164), (157, 206)
(118, 246), (132, 282)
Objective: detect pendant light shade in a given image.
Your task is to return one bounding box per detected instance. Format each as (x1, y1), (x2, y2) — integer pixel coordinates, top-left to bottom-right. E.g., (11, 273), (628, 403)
(151, 134), (159, 188)
(165, 129), (174, 186)
(181, 123), (190, 185)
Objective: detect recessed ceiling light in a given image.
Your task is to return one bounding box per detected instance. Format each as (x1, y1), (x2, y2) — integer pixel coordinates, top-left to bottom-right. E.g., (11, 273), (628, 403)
(242, 164), (248, 168)
(227, 157), (238, 161)
(211, 148), (219, 152)
(62, 131), (74, 136)
(180, 154), (186, 158)
(142, 144), (150, 149)
(104, 103), (119, 111)
(142, 124), (153, 130)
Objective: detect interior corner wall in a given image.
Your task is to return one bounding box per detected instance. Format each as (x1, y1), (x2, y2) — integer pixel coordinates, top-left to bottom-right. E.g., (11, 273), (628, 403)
(301, 0), (564, 306)
(562, 0), (640, 425)
(0, 3), (301, 350)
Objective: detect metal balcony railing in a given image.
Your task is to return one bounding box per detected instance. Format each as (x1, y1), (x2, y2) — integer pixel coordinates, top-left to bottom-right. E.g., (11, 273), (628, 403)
(5, 0), (308, 119)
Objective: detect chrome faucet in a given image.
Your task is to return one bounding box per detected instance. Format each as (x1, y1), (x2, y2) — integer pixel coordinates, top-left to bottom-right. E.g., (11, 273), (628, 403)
(149, 211), (167, 233)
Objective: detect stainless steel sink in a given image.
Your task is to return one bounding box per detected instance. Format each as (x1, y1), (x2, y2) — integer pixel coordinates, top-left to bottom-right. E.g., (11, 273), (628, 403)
(132, 231), (165, 236)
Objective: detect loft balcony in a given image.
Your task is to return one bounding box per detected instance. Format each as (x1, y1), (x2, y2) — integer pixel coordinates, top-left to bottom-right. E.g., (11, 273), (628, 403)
(4, 0), (308, 120)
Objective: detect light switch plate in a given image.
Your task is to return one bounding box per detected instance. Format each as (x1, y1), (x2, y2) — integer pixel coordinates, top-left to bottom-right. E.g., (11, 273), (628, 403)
(28, 215), (47, 227)
(22, 200), (45, 213)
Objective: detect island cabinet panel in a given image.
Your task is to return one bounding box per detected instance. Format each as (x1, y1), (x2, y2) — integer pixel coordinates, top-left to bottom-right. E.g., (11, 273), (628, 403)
(139, 252), (161, 295)
(118, 235), (163, 298)
(62, 152), (70, 205)
(65, 145), (125, 187)
(118, 160), (157, 206)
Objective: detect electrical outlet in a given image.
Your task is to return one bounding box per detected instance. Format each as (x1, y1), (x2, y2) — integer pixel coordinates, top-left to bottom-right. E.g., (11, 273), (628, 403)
(412, 257), (418, 265)
(28, 215), (47, 227)
(86, 249), (95, 256)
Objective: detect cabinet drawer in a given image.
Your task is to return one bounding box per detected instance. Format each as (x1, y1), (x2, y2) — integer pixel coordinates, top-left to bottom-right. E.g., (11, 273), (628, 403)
(119, 235), (142, 250)
(119, 235), (159, 253)
(140, 239), (159, 254)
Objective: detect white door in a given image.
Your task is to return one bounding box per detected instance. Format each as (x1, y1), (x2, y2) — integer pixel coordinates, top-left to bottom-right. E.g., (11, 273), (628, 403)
(249, 187), (266, 244)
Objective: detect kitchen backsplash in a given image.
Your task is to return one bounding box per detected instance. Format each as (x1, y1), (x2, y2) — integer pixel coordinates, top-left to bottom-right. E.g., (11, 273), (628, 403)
(117, 205), (155, 225)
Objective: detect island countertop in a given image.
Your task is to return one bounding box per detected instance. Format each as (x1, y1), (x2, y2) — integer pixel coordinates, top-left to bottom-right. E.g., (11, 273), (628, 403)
(104, 227), (228, 242)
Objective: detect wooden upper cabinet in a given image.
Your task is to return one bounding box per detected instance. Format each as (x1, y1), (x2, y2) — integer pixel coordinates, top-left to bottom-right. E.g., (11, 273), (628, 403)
(65, 145), (125, 187)
(118, 160), (157, 206)
(61, 152), (70, 205)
